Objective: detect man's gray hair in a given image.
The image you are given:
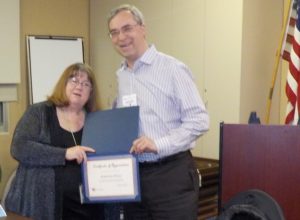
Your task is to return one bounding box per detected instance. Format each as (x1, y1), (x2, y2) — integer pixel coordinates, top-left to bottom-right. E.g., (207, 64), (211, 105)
(107, 4), (145, 27)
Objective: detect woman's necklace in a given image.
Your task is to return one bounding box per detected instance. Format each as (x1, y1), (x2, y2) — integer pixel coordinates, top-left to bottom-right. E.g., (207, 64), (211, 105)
(70, 130), (78, 146)
(59, 107), (84, 146)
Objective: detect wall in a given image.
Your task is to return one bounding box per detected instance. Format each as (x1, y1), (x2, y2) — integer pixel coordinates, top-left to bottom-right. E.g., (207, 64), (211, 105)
(0, 0), (20, 101)
(201, 0), (243, 158)
(240, 0), (283, 125)
(0, 0), (90, 199)
(90, 0), (283, 159)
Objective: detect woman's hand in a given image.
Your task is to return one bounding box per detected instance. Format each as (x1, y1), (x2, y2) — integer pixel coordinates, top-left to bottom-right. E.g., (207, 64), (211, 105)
(65, 146), (95, 164)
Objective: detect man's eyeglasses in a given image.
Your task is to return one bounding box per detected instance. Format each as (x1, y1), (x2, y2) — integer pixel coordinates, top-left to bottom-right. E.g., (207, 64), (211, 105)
(69, 77), (92, 89)
(109, 24), (140, 39)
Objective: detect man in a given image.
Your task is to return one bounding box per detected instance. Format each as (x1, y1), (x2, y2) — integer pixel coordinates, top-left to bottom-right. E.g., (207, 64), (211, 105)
(107, 4), (209, 220)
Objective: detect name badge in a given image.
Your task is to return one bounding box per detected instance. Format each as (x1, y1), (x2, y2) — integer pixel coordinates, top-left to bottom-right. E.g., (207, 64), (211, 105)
(122, 94), (137, 107)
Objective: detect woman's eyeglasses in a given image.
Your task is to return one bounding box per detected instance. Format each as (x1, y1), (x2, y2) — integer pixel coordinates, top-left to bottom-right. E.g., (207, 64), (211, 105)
(69, 77), (92, 89)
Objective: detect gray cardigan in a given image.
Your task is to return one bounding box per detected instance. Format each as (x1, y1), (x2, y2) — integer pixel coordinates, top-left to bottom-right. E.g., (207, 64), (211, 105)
(5, 102), (67, 220)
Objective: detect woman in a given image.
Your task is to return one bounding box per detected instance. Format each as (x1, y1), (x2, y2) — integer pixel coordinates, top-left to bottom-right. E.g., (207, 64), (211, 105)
(5, 63), (104, 220)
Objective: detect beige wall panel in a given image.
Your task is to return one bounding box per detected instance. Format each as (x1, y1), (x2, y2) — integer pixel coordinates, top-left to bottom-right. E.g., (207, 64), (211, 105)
(0, 0), (20, 84)
(240, 0), (283, 125)
(200, 0), (243, 159)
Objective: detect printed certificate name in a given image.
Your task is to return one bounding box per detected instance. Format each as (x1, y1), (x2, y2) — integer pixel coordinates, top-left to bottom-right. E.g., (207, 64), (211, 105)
(81, 154), (140, 203)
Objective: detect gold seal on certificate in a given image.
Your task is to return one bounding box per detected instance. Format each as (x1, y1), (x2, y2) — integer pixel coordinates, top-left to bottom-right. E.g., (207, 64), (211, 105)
(80, 154), (140, 203)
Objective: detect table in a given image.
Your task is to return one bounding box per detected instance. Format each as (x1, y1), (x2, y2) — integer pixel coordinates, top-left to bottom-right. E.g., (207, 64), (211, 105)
(194, 157), (219, 220)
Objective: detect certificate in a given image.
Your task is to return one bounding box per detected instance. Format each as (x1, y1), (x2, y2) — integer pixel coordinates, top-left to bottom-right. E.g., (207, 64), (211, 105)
(80, 107), (140, 203)
(81, 154), (141, 203)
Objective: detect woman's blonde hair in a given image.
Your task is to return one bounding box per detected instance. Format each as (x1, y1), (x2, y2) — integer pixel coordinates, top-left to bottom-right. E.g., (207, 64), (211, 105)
(47, 63), (101, 112)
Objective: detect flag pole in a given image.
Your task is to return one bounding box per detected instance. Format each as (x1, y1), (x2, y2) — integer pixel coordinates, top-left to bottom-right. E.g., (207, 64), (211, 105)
(265, 0), (293, 124)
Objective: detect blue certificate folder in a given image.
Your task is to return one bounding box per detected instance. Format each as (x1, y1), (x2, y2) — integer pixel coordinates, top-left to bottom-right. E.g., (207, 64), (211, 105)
(80, 106), (140, 203)
(81, 106), (139, 155)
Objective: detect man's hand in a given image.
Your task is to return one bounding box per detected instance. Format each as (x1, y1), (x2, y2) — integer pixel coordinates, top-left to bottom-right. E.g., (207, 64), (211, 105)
(130, 136), (158, 154)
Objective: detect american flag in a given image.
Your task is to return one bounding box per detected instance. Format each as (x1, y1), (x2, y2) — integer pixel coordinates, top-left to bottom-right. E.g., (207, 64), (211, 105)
(282, 1), (298, 61)
(284, 0), (300, 124)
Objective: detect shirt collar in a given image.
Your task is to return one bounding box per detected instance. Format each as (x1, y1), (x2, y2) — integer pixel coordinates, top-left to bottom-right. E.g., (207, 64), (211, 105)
(120, 44), (157, 70)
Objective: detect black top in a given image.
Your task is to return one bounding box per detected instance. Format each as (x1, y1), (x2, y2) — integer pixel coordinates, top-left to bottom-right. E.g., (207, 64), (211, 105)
(49, 106), (104, 220)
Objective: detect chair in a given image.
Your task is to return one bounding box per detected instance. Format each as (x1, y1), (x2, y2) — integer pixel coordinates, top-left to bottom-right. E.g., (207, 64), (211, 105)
(216, 189), (285, 220)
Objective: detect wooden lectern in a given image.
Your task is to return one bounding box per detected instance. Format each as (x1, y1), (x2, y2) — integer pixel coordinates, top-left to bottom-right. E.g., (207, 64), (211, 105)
(219, 123), (300, 220)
